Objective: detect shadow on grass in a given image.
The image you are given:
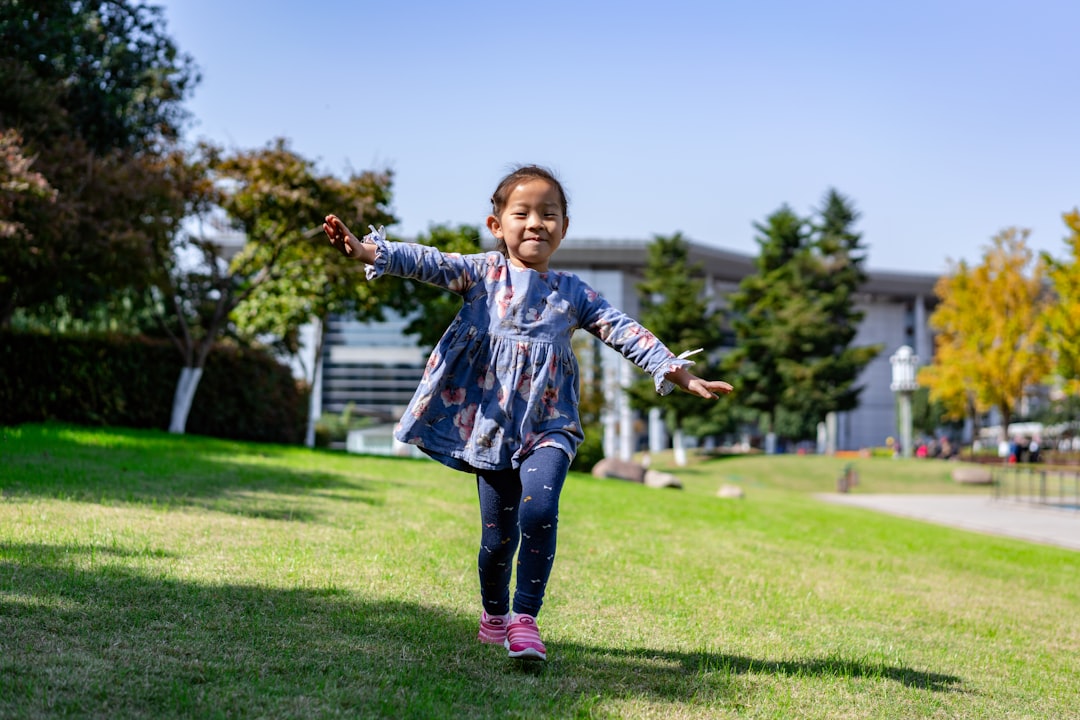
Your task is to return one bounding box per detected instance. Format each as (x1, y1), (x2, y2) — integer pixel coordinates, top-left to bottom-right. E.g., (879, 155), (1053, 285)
(2, 424), (385, 522)
(1, 542), (965, 720)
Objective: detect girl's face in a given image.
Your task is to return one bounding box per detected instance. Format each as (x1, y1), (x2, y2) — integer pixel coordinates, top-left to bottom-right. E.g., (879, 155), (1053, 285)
(486, 179), (568, 273)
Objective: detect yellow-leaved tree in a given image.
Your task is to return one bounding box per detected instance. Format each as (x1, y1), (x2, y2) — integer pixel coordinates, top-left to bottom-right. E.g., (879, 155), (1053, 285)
(918, 227), (1052, 440)
(1042, 209), (1080, 396)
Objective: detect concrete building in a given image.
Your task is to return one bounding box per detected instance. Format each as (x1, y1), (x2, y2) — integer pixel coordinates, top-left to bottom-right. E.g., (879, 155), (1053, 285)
(320, 237), (940, 453)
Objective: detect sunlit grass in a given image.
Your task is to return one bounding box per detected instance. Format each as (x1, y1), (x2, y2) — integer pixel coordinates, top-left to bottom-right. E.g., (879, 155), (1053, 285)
(2, 423), (1077, 719)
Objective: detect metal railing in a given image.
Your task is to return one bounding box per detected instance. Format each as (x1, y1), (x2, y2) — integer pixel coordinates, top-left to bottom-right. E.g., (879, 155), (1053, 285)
(992, 465), (1080, 511)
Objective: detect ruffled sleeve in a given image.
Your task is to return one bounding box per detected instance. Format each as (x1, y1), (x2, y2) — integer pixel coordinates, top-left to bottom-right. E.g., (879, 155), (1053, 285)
(360, 225), (483, 294)
(575, 278), (696, 395)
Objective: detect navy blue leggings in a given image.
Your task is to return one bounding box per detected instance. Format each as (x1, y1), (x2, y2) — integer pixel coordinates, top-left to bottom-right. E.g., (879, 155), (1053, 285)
(476, 446), (569, 617)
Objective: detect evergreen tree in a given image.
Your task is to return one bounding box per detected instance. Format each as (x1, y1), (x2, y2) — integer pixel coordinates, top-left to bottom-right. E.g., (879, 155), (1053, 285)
(776, 189), (881, 440)
(723, 205), (810, 445)
(627, 233), (728, 461)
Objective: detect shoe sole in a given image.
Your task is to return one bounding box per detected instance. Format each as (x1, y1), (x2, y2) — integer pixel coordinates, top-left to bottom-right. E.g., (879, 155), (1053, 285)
(505, 642), (546, 661)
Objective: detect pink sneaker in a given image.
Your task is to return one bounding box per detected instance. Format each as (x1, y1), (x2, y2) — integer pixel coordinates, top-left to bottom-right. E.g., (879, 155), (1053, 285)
(505, 613), (546, 661)
(478, 611), (510, 644)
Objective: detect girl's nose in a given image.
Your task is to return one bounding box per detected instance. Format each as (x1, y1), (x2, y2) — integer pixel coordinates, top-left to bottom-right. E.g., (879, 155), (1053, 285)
(527, 213), (544, 230)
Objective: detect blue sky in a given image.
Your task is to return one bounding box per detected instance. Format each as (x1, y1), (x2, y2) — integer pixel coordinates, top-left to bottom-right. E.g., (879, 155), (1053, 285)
(156, 0), (1079, 274)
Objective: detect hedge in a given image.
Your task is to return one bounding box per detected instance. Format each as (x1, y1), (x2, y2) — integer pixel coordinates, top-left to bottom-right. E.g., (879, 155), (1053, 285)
(0, 331), (307, 444)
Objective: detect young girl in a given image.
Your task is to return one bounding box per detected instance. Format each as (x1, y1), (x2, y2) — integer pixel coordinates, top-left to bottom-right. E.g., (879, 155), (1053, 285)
(324, 165), (732, 661)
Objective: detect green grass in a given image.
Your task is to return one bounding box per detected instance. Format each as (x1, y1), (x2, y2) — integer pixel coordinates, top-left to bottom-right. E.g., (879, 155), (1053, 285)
(1, 423), (1077, 719)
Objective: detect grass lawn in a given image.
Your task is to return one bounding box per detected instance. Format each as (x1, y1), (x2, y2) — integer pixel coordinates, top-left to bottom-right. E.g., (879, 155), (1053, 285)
(1, 423), (1078, 719)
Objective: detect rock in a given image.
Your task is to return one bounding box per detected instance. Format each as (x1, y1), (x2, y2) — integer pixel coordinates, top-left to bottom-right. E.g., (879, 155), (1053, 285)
(716, 484), (745, 499)
(591, 458), (646, 483)
(643, 470), (682, 489)
(952, 466), (994, 485)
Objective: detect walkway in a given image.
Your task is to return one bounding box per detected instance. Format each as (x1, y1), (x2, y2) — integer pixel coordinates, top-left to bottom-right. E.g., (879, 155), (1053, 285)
(817, 493), (1080, 552)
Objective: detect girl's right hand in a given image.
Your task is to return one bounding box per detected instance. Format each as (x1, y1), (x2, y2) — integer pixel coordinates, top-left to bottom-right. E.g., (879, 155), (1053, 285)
(323, 214), (360, 257)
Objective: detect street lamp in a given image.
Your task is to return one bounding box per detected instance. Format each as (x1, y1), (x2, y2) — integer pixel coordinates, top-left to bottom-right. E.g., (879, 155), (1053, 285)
(890, 345), (920, 459)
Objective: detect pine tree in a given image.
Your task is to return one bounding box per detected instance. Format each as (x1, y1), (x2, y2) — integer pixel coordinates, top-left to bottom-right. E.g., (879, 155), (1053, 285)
(776, 189), (881, 440)
(723, 205), (810, 447)
(627, 233), (727, 462)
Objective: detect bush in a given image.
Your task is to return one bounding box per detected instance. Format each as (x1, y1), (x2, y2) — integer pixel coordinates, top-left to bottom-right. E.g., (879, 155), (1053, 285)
(571, 424), (606, 473)
(313, 403), (376, 447)
(0, 330), (307, 444)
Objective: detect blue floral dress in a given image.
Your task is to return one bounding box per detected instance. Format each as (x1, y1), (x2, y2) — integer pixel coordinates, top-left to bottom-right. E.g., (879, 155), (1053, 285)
(364, 233), (693, 473)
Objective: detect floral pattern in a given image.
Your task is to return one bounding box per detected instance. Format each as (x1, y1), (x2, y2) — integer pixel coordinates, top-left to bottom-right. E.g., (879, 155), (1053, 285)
(365, 235), (692, 471)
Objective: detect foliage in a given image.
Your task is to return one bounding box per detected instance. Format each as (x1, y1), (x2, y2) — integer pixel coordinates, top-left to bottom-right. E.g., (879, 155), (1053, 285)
(0, 0), (199, 154)
(919, 228), (1052, 436)
(228, 151), (398, 386)
(726, 192), (881, 443)
(0, 0), (200, 328)
(626, 233), (732, 437)
(572, 332), (607, 430)
(0, 128), (55, 240)
(910, 387), (958, 438)
(724, 205), (810, 437)
(151, 139), (394, 431)
(1042, 209), (1080, 395)
(312, 403), (375, 448)
(569, 423), (605, 472)
(776, 190), (881, 439)
(0, 331), (305, 442)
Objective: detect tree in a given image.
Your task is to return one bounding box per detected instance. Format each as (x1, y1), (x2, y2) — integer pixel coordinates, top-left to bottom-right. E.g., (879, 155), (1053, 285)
(724, 205), (811, 449)
(152, 139), (396, 434)
(0, 129), (55, 241)
(726, 193), (881, 449)
(627, 233), (727, 464)
(229, 164), (399, 446)
(1042, 209), (1080, 396)
(0, 0), (199, 327)
(775, 190), (881, 440)
(0, 0), (198, 154)
(918, 228), (1052, 439)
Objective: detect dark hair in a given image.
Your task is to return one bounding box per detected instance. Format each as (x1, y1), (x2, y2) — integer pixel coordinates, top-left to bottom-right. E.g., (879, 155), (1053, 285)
(489, 165), (569, 255)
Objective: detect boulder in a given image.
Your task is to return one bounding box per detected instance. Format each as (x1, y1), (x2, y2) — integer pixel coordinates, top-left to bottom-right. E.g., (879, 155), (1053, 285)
(591, 458), (646, 483)
(952, 466), (994, 485)
(644, 470), (682, 489)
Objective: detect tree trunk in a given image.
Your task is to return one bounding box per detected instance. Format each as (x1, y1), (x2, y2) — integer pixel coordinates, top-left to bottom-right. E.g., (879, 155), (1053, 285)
(169, 366), (204, 434)
(673, 427), (688, 467)
(304, 316), (326, 448)
(762, 411), (777, 454)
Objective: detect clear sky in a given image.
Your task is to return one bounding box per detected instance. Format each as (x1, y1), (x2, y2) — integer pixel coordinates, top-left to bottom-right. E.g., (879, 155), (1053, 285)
(155, 0), (1079, 274)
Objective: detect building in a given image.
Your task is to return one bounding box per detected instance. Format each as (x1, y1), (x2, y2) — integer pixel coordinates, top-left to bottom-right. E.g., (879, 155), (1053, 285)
(320, 237), (940, 453)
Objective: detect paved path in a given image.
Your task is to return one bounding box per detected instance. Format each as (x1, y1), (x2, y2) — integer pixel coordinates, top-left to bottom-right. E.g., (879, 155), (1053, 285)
(817, 493), (1080, 552)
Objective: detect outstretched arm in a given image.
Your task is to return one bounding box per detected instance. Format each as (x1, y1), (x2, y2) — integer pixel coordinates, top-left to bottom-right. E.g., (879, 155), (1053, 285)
(663, 366), (733, 400)
(323, 214), (377, 264)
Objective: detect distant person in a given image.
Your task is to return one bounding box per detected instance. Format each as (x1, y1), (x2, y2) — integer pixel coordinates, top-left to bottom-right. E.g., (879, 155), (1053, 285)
(1029, 436), (1041, 463)
(999, 438), (1011, 460)
(939, 437), (955, 459)
(323, 165), (732, 661)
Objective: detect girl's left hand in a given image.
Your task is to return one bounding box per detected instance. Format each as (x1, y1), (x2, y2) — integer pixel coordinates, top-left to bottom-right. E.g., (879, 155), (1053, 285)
(323, 214), (361, 257)
(684, 376), (734, 399)
(666, 367), (733, 399)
